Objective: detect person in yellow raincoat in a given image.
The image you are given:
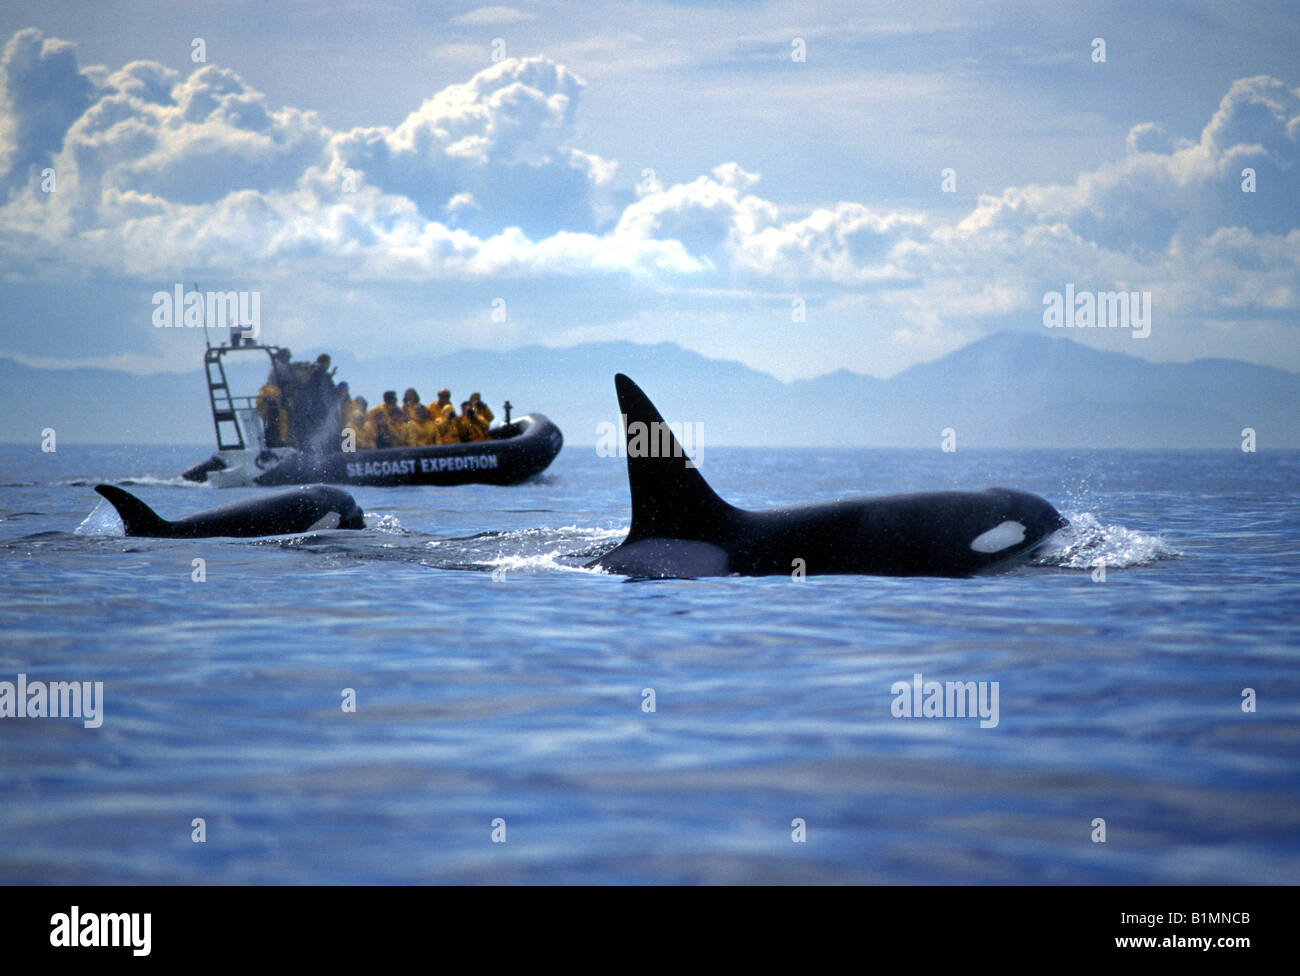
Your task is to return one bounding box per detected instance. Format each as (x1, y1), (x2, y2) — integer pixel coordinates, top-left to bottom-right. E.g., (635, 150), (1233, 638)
(401, 388), (422, 423)
(460, 400), (489, 442)
(468, 392), (494, 425)
(364, 391), (403, 449)
(432, 403), (460, 445)
(341, 394), (372, 449)
(428, 388), (452, 420)
(401, 404), (439, 446)
(256, 383), (292, 447)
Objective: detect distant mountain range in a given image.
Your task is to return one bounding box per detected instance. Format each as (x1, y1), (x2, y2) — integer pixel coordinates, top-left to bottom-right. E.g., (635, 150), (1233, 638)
(4, 331), (1296, 448)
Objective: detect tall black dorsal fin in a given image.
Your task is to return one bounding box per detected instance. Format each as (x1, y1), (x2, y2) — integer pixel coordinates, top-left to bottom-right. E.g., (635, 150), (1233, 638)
(614, 374), (734, 541)
(94, 484), (171, 537)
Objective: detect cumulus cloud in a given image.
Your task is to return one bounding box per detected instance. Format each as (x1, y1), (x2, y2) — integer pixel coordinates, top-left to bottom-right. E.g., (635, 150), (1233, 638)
(882, 75), (1300, 340)
(614, 161), (926, 285)
(77, 64), (326, 206)
(328, 56), (612, 236)
(0, 28), (95, 195)
(0, 33), (650, 281)
(615, 163), (773, 265)
(0, 26), (1295, 369)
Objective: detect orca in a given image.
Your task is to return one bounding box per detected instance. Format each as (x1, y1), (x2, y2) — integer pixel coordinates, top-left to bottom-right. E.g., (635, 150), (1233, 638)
(94, 484), (365, 538)
(587, 375), (1069, 579)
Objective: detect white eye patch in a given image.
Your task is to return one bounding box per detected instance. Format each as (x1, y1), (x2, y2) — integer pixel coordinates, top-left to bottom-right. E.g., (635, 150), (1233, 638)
(306, 512), (342, 531)
(970, 520), (1026, 553)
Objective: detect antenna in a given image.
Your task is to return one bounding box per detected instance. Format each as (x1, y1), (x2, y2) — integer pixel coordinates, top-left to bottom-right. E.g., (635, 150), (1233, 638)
(194, 282), (211, 350)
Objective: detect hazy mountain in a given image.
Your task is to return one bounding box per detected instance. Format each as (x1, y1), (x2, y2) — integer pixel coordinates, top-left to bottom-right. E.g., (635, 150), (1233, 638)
(3, 331), (1295, 448)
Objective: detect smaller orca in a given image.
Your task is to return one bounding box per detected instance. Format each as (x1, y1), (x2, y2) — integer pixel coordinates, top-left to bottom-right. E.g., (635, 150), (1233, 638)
(94, 484), (365, 538)
(587, 375), (1069, 579)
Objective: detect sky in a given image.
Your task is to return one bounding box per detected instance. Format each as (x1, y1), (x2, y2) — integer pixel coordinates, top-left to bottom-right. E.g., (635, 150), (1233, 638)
(0, 0), (1297, 386)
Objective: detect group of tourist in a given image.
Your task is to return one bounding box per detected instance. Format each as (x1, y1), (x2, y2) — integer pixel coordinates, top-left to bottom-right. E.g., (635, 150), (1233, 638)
(340, 387), (495, 449)
(254, 350), (495, 452)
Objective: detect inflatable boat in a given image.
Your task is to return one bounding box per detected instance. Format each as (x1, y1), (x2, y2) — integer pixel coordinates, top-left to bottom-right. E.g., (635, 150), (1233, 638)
(181, 336), (562, 488)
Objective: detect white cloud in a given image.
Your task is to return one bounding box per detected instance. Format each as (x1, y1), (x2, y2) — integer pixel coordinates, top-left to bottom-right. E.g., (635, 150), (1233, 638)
(0, 27), (1296, 375)
(327, 56), (615, 236)
(0, 28), (95, 195)
(877, 75), (1300, 345)
(449, 7), (537, 27)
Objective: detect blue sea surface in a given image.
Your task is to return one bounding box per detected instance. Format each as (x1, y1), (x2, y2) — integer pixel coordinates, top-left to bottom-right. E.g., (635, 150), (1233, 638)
(1, 443), (1297, 884)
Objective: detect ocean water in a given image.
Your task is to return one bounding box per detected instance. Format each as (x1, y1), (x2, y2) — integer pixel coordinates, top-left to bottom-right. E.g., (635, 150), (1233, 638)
(1, 443), (1297, 884)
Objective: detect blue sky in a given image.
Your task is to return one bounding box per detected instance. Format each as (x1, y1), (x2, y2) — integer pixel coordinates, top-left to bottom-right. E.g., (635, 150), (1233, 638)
(0, 0), (1296, 383)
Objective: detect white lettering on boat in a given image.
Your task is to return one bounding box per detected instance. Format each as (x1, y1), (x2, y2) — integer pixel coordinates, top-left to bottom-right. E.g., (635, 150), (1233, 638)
(345, 454), (500, 478)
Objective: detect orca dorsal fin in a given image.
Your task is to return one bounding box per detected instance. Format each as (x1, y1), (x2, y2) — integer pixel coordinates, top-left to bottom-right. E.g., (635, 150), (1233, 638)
(614, 374), (734, 541)
(94, 484), (171, 537)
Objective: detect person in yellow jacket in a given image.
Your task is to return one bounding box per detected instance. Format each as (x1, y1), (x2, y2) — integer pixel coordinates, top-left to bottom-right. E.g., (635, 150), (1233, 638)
(428, 388), (452, 419)
(432, 405), (461, 445)
(401, 404), (439, 446)
(364, 391), (403, 449)
(460, 400), (489, 442)
(401, 388), (422, 423)
(468, 392), (493, 425)
(341, 395), (373, 449)
(256, 383), (292, 447)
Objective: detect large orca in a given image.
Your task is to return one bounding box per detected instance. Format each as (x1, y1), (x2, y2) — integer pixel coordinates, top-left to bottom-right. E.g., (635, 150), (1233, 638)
(587, 375), (1069, 579)
(94, 484), (365, 538)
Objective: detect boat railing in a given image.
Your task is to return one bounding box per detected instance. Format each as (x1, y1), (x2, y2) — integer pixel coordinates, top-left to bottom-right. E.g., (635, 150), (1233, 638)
(201, 339), (285, 452)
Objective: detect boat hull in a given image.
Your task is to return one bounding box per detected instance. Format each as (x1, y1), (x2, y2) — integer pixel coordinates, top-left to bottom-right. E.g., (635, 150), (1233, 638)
(184, 414), (563, 487)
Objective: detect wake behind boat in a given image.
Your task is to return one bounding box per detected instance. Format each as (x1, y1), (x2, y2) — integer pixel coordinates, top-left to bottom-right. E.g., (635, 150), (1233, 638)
(181, 335), (562, 488)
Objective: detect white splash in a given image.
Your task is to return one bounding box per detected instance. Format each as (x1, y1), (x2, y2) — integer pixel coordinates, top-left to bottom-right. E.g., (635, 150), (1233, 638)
(74, 499), (124, 537)
(371, 513), (403, 533)
(1032, 512), (1180, 569)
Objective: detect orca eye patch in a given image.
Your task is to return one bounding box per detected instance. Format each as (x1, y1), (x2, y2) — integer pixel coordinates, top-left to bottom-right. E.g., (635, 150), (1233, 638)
(970, 520), (1026, 553)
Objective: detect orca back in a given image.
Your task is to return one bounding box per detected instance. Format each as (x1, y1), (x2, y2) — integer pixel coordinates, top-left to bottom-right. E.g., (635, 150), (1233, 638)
(93, 483), (365, 538)
(594, 376), (1069, 579)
